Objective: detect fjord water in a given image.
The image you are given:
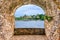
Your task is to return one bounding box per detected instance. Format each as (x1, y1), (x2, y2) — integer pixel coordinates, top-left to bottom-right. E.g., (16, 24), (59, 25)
(15, 20), (44, 28)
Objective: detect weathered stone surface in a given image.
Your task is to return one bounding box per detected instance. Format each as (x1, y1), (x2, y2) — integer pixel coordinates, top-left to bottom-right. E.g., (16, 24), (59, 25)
(11, 35), (48, 40)
(0, 0), (60, 40)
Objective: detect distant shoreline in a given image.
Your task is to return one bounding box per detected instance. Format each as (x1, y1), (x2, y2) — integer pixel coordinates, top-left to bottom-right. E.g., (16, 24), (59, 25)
(16, 20), (44, 21)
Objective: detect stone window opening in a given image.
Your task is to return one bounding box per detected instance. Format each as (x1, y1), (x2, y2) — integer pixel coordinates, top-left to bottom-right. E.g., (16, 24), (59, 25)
(14, 4), (45, 35)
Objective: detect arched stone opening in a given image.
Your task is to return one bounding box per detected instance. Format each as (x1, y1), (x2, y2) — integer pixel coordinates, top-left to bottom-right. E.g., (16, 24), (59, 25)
(11, 0), (60, 40)
(0, 0), (60, 40)
(14, 4), (45, 35)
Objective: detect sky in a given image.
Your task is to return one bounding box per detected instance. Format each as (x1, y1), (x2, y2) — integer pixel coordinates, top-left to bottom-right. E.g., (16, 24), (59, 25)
(14, 4), (45, 17)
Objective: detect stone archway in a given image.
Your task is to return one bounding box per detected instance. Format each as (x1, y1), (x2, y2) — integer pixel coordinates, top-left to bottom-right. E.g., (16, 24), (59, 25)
(0, 0), (60, 40)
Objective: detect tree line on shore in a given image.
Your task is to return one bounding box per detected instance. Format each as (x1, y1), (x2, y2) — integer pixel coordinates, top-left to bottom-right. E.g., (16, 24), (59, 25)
(15, 14), (53, 21)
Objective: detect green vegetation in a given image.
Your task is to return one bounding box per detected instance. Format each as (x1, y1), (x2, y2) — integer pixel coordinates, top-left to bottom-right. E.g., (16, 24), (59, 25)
(15, 14), (53, 22)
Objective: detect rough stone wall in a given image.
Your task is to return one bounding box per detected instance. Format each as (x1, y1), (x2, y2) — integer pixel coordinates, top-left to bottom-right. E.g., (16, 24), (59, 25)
(45, 0), (60, 40)
(0, 0), (14, 40)
(0, 0), (60, 40)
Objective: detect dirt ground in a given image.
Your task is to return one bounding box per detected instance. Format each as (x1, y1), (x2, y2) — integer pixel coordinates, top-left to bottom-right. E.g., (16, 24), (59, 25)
(11, 35), (48, 40)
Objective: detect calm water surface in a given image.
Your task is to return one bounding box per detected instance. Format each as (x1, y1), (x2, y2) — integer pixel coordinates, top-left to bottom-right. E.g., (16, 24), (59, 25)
(15, 20), (44, 28)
